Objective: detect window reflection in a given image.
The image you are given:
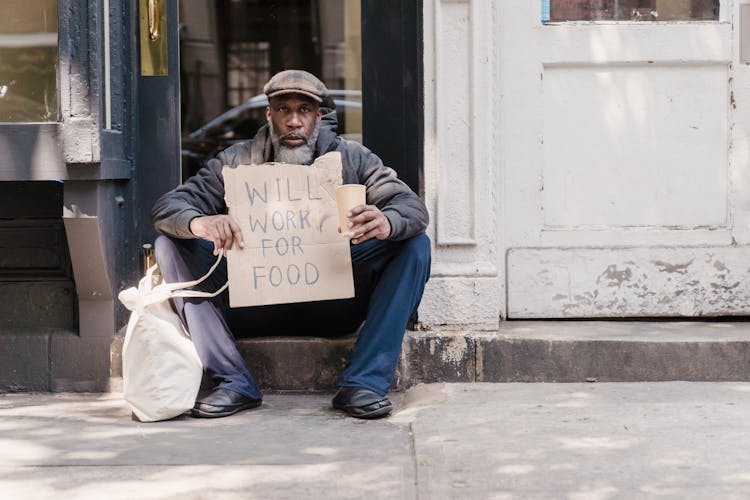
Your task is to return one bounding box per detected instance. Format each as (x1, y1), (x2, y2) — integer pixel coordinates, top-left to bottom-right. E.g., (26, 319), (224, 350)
(544, 0), (719, 22)
(180, 0), (362, 180)
(0, 0), (58, 122)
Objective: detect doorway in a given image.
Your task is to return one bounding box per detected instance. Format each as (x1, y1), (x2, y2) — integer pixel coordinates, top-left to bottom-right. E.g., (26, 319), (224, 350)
(177, 0), (422, 193)
(501, 0), (750, 318)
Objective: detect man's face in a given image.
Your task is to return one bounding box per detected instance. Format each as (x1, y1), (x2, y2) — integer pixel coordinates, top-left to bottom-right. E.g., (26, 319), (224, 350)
(266, 94), (322, 148)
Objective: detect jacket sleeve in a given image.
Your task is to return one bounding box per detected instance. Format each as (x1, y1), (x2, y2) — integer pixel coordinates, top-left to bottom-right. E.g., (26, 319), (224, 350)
(345, 142), (429, 241)
(151, 157), (228, 238)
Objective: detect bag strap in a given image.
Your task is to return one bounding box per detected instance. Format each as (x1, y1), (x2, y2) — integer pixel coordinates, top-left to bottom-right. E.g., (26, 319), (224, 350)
(170, 282), (229, 299)
(150, 249), (229, 297)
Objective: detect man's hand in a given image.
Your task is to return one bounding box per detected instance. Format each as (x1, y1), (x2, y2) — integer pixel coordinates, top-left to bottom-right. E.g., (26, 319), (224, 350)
(346, 204), (391, 244)
(189, 215), (245, 255)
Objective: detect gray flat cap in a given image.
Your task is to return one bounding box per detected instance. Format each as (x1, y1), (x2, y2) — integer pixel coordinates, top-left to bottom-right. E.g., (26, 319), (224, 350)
(263, 70), (329, 103)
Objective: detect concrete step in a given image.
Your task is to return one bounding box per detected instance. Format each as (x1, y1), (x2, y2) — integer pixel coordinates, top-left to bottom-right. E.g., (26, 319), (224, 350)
(110, 321), (750, 392)
(472, 321), (750, 383)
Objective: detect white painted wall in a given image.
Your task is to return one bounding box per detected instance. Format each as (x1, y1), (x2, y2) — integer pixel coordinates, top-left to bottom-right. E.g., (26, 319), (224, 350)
(419, 0), (750, 324)
(420, 0), (501, 327)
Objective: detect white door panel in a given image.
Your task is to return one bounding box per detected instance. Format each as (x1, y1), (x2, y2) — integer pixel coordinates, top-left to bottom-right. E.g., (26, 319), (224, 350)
(540, 23), (731, 64)
(502, 0), (748, 317)
(542, 64), (728, 228)
(508, 246), (750, 318)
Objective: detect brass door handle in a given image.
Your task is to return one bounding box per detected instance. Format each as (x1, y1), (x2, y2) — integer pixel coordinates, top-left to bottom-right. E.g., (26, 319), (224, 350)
(148, 0), (160, 41)
(139, 0), (167, 75)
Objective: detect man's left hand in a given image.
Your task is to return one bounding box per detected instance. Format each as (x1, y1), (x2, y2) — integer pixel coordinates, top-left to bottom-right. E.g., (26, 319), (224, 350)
(346, 204), (391, 244)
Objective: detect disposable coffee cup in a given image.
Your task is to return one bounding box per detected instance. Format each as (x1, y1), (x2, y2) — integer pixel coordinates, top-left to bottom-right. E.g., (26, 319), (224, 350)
(335, 184), (366, 237)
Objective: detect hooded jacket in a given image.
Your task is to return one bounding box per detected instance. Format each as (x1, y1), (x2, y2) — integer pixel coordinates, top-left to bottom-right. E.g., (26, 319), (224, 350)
(152, 109), (429, 241)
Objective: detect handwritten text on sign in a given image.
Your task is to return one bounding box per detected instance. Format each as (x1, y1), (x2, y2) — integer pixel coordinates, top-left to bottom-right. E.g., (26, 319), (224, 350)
(223, 152), (354, 308)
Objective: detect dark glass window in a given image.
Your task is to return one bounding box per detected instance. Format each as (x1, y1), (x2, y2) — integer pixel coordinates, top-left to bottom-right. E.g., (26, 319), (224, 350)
(179, 0), (362, 179)
(0, 0), (59, 122)
(543, 0), (720, 22)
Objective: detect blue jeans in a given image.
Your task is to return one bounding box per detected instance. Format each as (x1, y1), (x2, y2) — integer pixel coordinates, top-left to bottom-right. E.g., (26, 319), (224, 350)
(154, 233), (431, 400)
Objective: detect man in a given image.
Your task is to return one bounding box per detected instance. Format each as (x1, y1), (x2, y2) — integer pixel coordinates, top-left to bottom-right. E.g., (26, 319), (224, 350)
(152, 70), (430, 419)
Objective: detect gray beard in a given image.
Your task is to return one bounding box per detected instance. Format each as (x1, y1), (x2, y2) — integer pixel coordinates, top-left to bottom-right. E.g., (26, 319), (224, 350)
(269, 119), (321, 165)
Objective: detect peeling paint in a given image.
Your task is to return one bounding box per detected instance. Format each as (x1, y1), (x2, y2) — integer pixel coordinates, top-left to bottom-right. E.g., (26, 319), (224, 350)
(440, 336), (468, 366)
(573, 294), (593, 306)
(511, 248), (750, 317)
(597, 265), (632, 287)
(710, 282), (740, 291)
(653, 259), (694, 275)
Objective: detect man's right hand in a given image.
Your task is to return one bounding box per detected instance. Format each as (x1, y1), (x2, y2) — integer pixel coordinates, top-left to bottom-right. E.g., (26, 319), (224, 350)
(189, 215), (245, 256)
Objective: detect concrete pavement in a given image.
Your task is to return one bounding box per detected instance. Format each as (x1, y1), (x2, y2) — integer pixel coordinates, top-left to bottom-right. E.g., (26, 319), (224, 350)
(2, 382), (750, 499)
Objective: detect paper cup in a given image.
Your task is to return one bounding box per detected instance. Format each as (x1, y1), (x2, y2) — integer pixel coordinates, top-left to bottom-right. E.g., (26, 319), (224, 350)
(335, 184), (366, 236)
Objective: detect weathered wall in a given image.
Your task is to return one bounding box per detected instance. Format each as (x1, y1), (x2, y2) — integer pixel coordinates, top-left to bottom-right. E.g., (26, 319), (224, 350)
(509, 247), (750, 318)
(0, 0), (138, 392)
(420, 1), (750, 324)
(420, 0), (501, 327)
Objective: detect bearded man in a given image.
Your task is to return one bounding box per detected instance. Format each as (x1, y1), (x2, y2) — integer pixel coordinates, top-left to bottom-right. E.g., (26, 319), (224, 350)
(151, 70), (431, 420)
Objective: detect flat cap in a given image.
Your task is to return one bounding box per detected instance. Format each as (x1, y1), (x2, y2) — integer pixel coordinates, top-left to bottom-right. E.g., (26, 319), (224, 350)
(263, 70), (328, 103)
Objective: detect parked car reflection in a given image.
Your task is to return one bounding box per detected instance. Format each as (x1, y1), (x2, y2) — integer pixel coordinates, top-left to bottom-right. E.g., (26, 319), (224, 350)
(181, 90), (362, 179)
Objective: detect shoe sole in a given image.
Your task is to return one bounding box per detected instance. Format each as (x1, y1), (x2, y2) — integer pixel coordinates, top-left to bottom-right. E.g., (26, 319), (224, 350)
(333, 401), (392, 419)
(190, 400), (262, 418)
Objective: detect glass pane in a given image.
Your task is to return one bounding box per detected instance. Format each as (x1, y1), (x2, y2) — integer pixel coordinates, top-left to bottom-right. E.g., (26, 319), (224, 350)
(179, 0), (362, 180)
(0, 0), (59, 122)
(543, 0), (719, 22)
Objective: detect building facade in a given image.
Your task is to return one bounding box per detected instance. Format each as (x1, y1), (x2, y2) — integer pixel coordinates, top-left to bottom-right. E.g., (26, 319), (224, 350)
(1, 0), (744, 391)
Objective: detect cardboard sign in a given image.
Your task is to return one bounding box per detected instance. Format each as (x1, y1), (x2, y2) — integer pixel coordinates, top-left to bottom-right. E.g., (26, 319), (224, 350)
(222, 152), (354, 308)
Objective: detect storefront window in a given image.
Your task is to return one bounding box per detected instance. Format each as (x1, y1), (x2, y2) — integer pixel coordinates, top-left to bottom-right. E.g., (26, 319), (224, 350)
(179, 0), (362, 179)
(0, 0), (59, 122)
(542, 0), (719, 22)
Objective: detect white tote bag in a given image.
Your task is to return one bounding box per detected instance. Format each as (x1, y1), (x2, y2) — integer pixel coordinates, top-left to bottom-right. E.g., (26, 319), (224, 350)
(118, 252), (227, 422)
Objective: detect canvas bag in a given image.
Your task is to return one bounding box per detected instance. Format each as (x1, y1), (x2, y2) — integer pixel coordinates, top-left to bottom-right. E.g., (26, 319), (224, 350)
(118, 252), (227, 422)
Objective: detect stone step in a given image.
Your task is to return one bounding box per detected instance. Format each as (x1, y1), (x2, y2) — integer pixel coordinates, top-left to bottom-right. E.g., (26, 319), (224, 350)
(234, 321), (750, 390)
(110, 321), (750, 392)
(471, 321), (750, 383)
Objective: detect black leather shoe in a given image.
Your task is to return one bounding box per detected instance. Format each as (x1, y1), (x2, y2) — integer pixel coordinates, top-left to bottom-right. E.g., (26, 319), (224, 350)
(191, 388), (262, 418)
(332, 387), (392, 419)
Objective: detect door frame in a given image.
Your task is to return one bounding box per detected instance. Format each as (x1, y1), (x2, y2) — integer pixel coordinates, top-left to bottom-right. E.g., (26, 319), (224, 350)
(362, 0), (424, 196)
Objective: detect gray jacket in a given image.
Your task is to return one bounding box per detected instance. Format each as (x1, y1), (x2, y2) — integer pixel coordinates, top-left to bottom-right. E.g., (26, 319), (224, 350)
(152, 110), (429, 241)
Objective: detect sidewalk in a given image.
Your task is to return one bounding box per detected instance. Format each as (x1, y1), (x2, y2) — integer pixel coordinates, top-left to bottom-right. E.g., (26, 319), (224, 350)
(2, 382), (750, 499)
